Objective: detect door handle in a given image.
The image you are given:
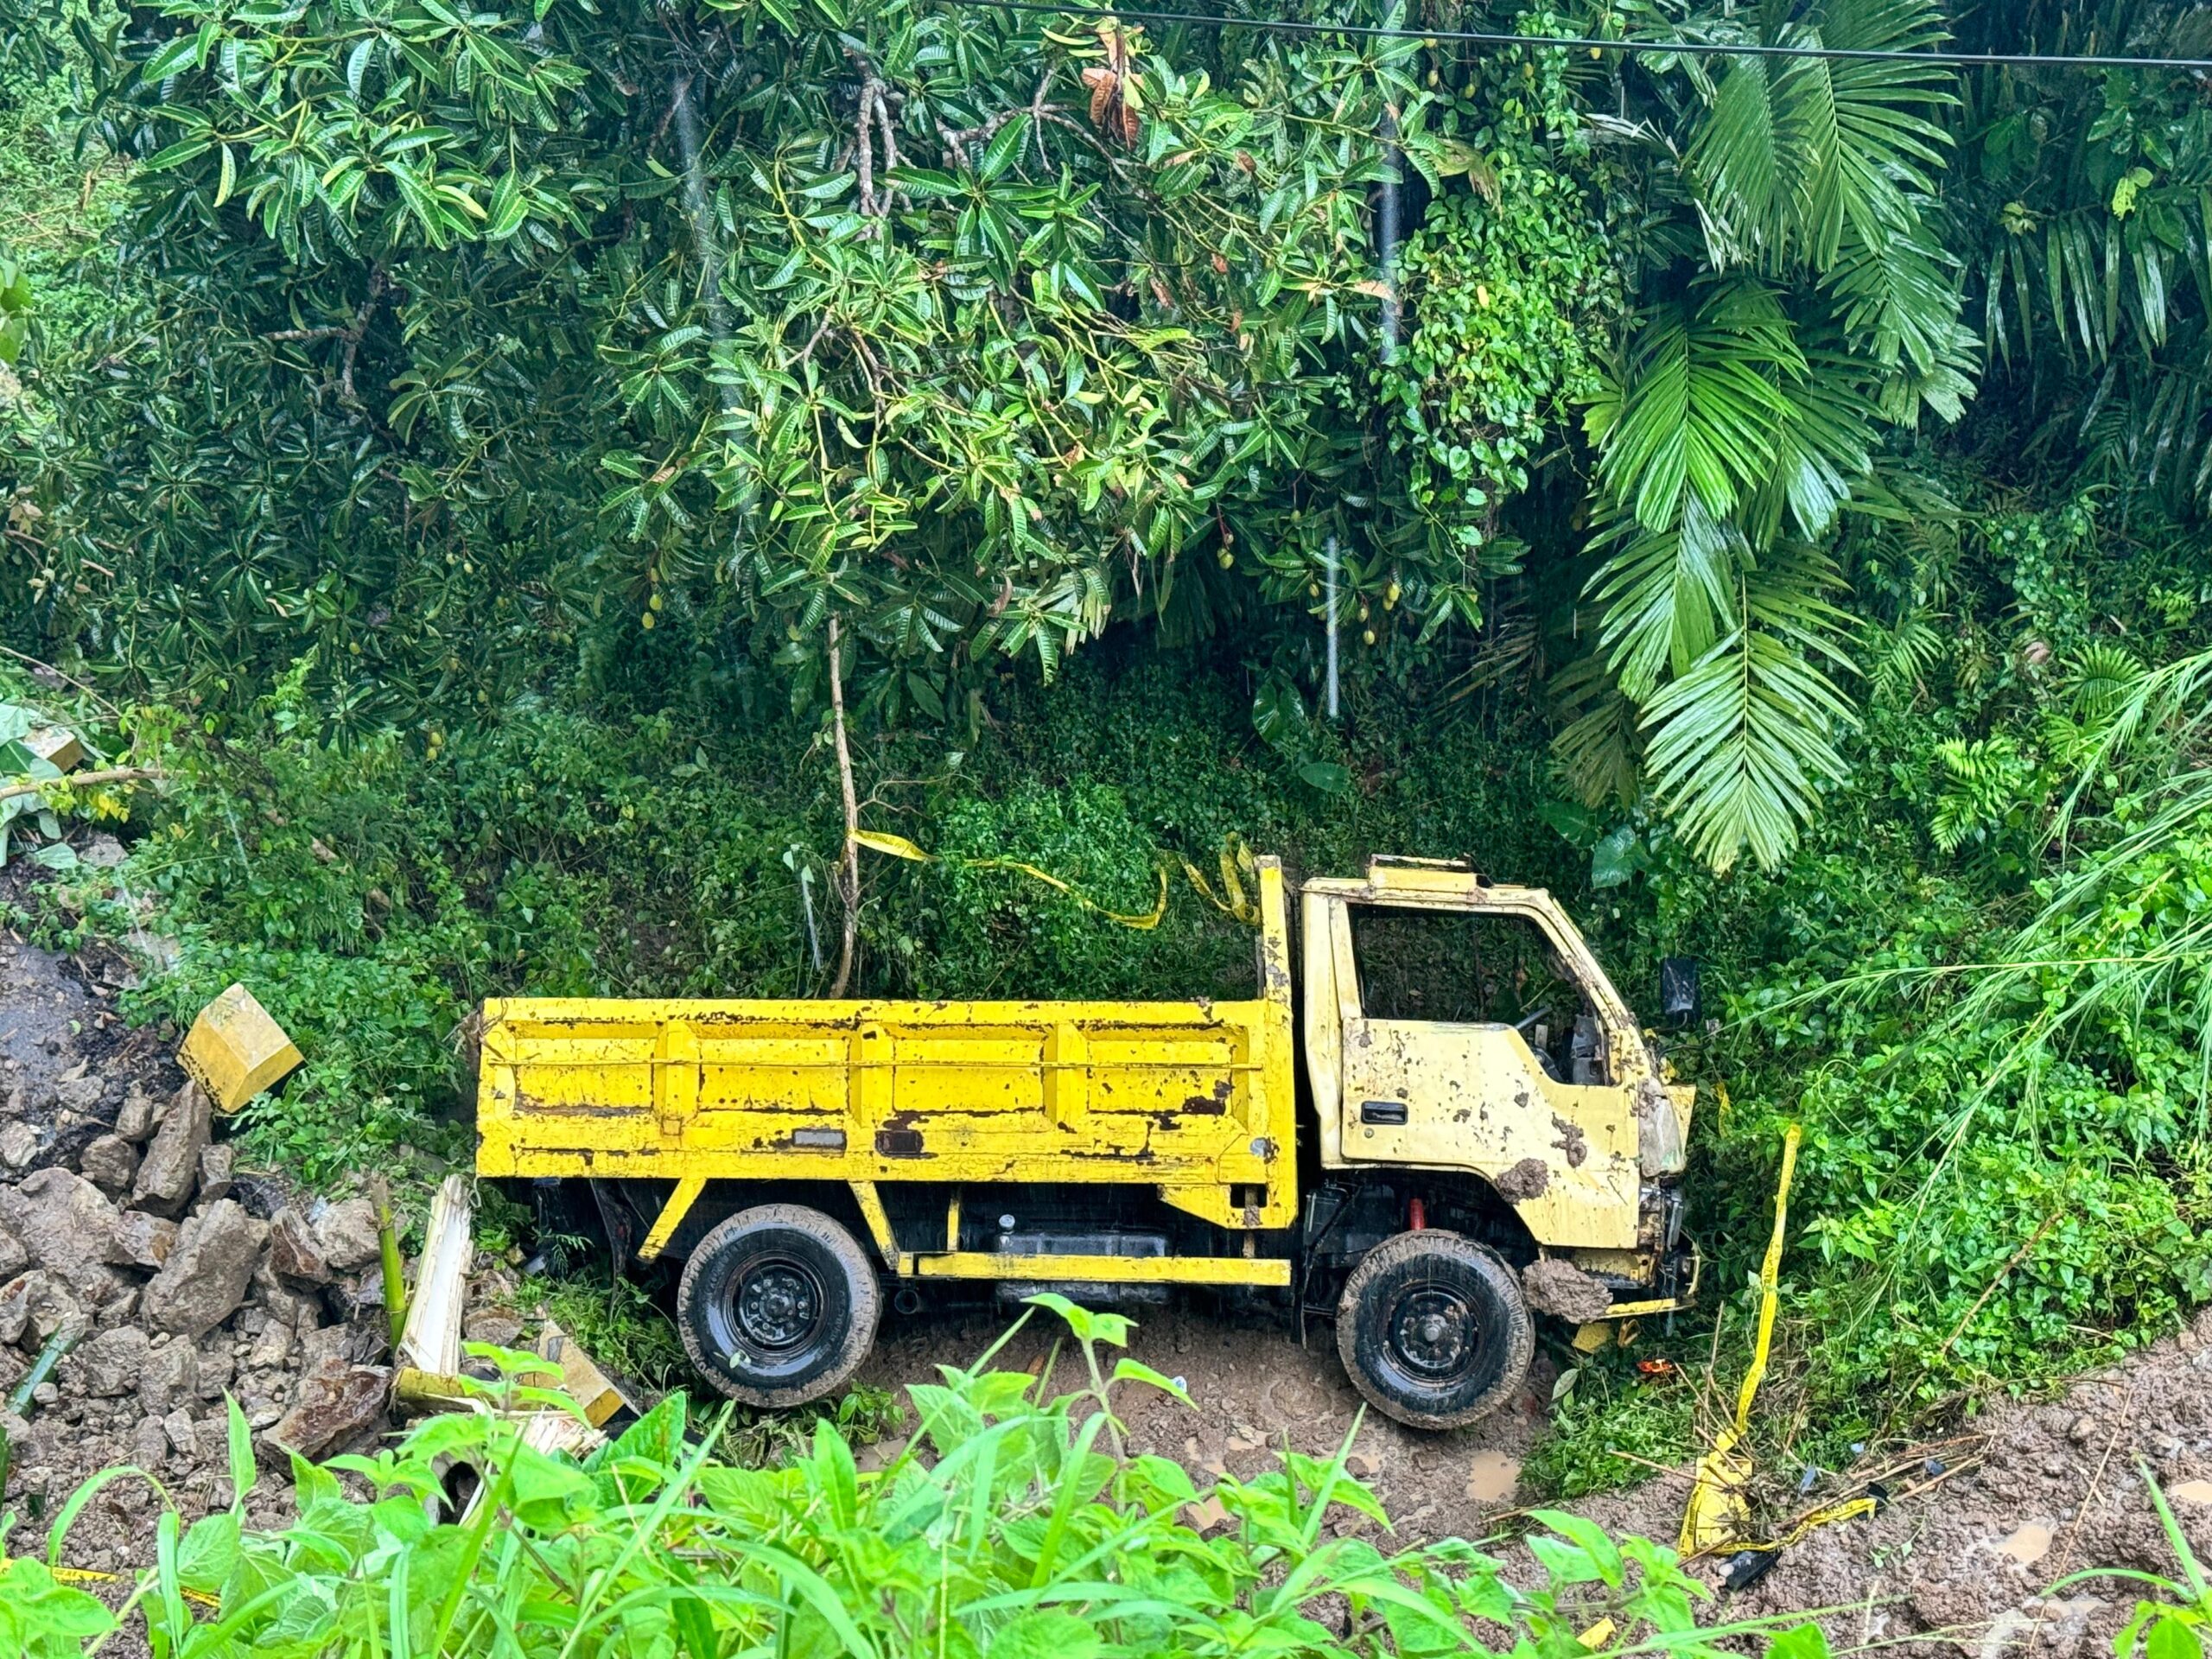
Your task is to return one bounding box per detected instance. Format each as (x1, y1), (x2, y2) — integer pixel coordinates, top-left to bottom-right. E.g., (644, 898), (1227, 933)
(1359, 1099), (1408, 1126)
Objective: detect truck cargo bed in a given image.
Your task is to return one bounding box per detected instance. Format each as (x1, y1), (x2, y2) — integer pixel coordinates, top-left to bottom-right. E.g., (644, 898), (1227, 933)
(475, 862), (1299, 1260)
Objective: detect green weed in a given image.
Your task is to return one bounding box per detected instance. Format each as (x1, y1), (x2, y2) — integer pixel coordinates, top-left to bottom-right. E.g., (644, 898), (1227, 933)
(3, 1299), (1824, 1658)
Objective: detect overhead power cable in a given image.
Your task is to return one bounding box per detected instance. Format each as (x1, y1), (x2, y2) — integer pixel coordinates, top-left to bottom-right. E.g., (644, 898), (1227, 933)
(934, 0), (2212, 73)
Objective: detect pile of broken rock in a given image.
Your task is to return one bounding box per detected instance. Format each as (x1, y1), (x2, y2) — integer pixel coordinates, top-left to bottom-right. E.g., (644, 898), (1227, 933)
(0, 1077), (397, 1523)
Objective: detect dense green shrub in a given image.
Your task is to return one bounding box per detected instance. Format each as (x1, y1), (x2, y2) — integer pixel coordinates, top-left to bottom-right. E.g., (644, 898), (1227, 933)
(3, 1300), (1819, 1659)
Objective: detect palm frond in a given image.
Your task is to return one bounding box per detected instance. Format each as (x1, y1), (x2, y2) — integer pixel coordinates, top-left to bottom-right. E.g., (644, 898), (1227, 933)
(1549, 651), (1644, 812)
(1635, 549), (1859, 872)
(1587, 279), (1803, 535)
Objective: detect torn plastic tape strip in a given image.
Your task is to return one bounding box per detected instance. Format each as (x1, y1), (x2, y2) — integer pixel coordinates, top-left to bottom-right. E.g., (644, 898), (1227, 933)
(1680, 1122), (1801, 1556)
(53, 1566), (220, 1609)
(852, 829), (1248, 931)
(1733, 1495), (1881, 1554)
(1177, 833), (1261, 925)
(1732, 1123), (1802, 1440)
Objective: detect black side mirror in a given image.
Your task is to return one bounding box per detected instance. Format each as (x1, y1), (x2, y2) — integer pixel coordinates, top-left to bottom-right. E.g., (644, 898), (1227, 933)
(1659, 957), (1701, 1027)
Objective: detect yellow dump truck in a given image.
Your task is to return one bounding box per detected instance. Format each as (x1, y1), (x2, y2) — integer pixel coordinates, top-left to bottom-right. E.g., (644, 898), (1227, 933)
(476, 855), (1695, 1428)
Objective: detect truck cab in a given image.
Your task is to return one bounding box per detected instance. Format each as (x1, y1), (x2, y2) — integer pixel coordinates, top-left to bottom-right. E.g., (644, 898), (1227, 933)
(1302, 856), (1691, 1268)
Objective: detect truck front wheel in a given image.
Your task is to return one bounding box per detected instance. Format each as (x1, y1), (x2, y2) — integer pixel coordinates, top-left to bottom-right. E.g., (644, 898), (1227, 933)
(1335, 1231), (1534, 1430)
(677, 1204), (881, 1408)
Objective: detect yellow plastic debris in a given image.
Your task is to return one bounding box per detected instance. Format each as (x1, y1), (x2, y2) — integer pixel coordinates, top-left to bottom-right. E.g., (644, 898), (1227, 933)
(538, 1320), (633, 1428)
(25, 727), (83, 772)
(181, 982), (303, 1112)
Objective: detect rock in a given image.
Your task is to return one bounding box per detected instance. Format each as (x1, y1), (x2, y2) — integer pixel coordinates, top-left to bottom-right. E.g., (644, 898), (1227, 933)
(114, 1090), (158, 1142)
(115, 1210), (180, 1269)
(65, 1327), (150, 1397)
(311, 1198), (381, 1271)
(268, 1357), (392, 1461)
(267, 1210), (329, 1284)
(0, 1223), (25, 1280)
(162, 1407), (199, 1460)
(464, 1313), (523, 1348)
(139, 1337), (199, 1415)
(0, 1166), (122, 1289)
(248, 1319), (294, 1371)
(79, 1134), (139, 1193)
(194, 1333), (235, 1399)
(196, 1143), (235, 1205)
(54, 1074), (104, 1115)
(79, 832), (126, 869)
(0, 1270), (92, 1348)
(131, 1081), (211, 1217)
(1520, 1257), (1614, 1325)
(0, 1121), (39, 1170)
(131, 1415), (169, 1471)
(143, 1199), (268, 1338)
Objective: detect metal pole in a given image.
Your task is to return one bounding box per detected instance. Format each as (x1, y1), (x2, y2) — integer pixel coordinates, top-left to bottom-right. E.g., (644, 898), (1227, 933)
(1376, 105), (1402, 362)
(1325, 534), (1340, 721)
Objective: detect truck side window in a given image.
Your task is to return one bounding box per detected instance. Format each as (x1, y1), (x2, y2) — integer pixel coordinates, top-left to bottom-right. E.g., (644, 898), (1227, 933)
(1349, 906), (1588, 1032)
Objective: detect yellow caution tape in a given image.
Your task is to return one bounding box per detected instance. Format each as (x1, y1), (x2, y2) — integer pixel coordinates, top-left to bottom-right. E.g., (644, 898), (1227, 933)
(1759, 1495), (1879, 1551)
(852, 830), (1262, 931)
(1176, 837), (1262, 926)
(1681, 1122), (1802, 1557)
(53, 1565), (220, 1609)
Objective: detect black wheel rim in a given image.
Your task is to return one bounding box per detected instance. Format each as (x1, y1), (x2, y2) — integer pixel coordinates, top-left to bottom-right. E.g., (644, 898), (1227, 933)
(730, 1252), (826, 1353)
(1385, 1283), (1478, 1381)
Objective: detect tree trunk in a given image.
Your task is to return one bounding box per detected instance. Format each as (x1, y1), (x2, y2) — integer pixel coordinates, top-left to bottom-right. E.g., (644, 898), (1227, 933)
(827, 613), (862, 997)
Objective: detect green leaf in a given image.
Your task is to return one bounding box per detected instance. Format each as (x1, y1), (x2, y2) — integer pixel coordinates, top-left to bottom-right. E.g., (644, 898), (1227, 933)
(1766, 1624), (1834, 1659)
(989, 1612), (1100, 1659)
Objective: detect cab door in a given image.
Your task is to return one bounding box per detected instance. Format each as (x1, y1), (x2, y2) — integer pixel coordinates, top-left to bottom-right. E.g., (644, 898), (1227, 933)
(1313, 894), (1642, 1250)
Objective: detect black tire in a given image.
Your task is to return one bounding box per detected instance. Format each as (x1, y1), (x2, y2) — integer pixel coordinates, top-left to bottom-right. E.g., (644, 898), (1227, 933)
(1334, 1230), (1535, 1430)
(677, 1204), (881, 1408)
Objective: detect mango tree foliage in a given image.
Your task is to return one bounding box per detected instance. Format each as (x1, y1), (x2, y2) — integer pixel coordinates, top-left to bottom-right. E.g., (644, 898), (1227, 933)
(4, 0), (1464, 727)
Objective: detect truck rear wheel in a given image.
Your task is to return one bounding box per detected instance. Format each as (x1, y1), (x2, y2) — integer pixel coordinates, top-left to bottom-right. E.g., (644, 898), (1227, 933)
(1335, 1230), (1534, 1430)
(677, 1204), (880, 1408)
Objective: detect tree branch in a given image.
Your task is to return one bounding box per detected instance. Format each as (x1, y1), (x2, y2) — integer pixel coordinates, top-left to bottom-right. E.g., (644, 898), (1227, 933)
(0, 766), (166, 804)
(825, 614), (862, 998)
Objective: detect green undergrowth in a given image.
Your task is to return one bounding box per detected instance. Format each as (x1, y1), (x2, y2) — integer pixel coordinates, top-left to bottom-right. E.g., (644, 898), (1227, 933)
(2, 1297), (1834, 1659)
(26, 648), (1575, 1185)
(7, 489), (2212, 1500)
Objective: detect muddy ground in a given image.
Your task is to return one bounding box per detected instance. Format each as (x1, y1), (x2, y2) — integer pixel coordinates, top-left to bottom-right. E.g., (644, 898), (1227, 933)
(861, 1299), (2212, 1651)
(4, 902), (2210, 1653)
